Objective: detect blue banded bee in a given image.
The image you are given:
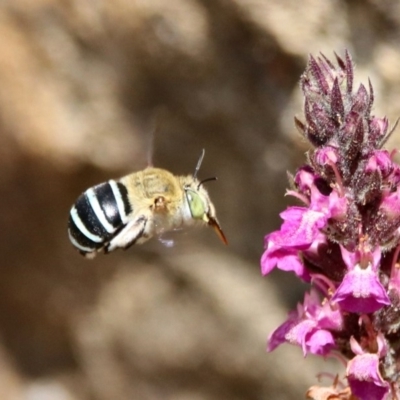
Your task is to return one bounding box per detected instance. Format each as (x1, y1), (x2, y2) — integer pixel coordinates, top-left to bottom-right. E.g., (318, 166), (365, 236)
(68, 150), (227, 258)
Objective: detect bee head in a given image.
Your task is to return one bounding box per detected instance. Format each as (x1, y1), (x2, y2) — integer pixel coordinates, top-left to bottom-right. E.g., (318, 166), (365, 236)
(183, 149), (227, 245)
(184, 185), (227, 245)
(185, 188), (207, 220)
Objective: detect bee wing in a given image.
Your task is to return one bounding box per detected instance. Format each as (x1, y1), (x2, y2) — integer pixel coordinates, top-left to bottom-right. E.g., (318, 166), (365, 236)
(105, 213), (150, 253)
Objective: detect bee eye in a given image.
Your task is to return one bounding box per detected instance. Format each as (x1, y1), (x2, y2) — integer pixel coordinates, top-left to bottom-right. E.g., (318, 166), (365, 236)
(186, 190), (205, 219)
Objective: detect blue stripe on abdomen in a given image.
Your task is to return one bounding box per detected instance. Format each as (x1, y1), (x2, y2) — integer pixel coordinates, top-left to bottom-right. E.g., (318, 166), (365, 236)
(68, 209), (104, 250)
(94, 182), (123, 228)
(75, 192), (112, 240)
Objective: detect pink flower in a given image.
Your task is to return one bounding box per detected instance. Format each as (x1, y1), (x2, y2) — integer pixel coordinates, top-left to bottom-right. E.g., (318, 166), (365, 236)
(268, 290), (342, 356)
(261, 207), (328, 281)
(346, 336), (390, 400)
(332, 246), (390, 313)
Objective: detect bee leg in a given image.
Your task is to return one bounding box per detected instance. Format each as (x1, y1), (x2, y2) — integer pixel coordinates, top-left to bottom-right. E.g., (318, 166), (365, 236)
(153, 196), (168, 212)
(158, 236), (175, 248)
(80, 250), (97, 259)
(105, 216), (148, 253)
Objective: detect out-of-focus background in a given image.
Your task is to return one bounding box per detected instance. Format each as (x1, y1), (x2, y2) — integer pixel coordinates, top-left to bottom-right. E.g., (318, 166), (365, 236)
(1, 1), (400, 399)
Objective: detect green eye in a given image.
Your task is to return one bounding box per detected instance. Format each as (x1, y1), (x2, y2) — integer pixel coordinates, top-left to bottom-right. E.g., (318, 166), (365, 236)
(186, 190), (205, 219)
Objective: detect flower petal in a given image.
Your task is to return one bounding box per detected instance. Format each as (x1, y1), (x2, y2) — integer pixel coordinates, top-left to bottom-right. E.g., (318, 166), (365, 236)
(332, 266), (390, 313)
(347, 353), (390, 400)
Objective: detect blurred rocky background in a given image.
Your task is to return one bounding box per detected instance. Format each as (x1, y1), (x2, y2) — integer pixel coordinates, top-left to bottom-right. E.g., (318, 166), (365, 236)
(0, 0), (400, 399)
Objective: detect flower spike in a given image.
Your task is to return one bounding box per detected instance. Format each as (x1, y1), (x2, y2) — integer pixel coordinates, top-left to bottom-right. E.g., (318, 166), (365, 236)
(261, 51), (400, 399)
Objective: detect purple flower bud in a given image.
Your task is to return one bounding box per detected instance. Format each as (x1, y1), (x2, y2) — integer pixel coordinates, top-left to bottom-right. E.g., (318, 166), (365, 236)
(370, 117), (389, 146)
(387, 163), (400, 187)
(389, 261), (400, 296)
(315, 147), (339, 166)
(328, 190), (348, 220)
(294, 167), (318, 195)
(380, 186), (400, 219)
(365, 151), (392, 175)
(350, 84), (370, 115)
(330, 78), (345, 123)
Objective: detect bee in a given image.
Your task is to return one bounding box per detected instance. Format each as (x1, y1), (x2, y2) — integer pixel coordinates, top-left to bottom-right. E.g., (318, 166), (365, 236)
(68, 150), (227, 258)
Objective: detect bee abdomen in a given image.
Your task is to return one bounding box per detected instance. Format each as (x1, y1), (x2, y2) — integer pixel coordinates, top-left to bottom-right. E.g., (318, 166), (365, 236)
(68, 180), (132, 256)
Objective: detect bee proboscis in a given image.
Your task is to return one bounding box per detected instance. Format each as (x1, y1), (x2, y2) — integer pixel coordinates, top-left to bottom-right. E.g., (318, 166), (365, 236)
(68, 150), (227, 258)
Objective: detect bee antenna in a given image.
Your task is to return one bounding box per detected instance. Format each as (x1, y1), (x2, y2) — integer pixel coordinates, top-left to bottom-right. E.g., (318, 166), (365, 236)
(193, 149), (206, 179)
(197, 176), (217, 189)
